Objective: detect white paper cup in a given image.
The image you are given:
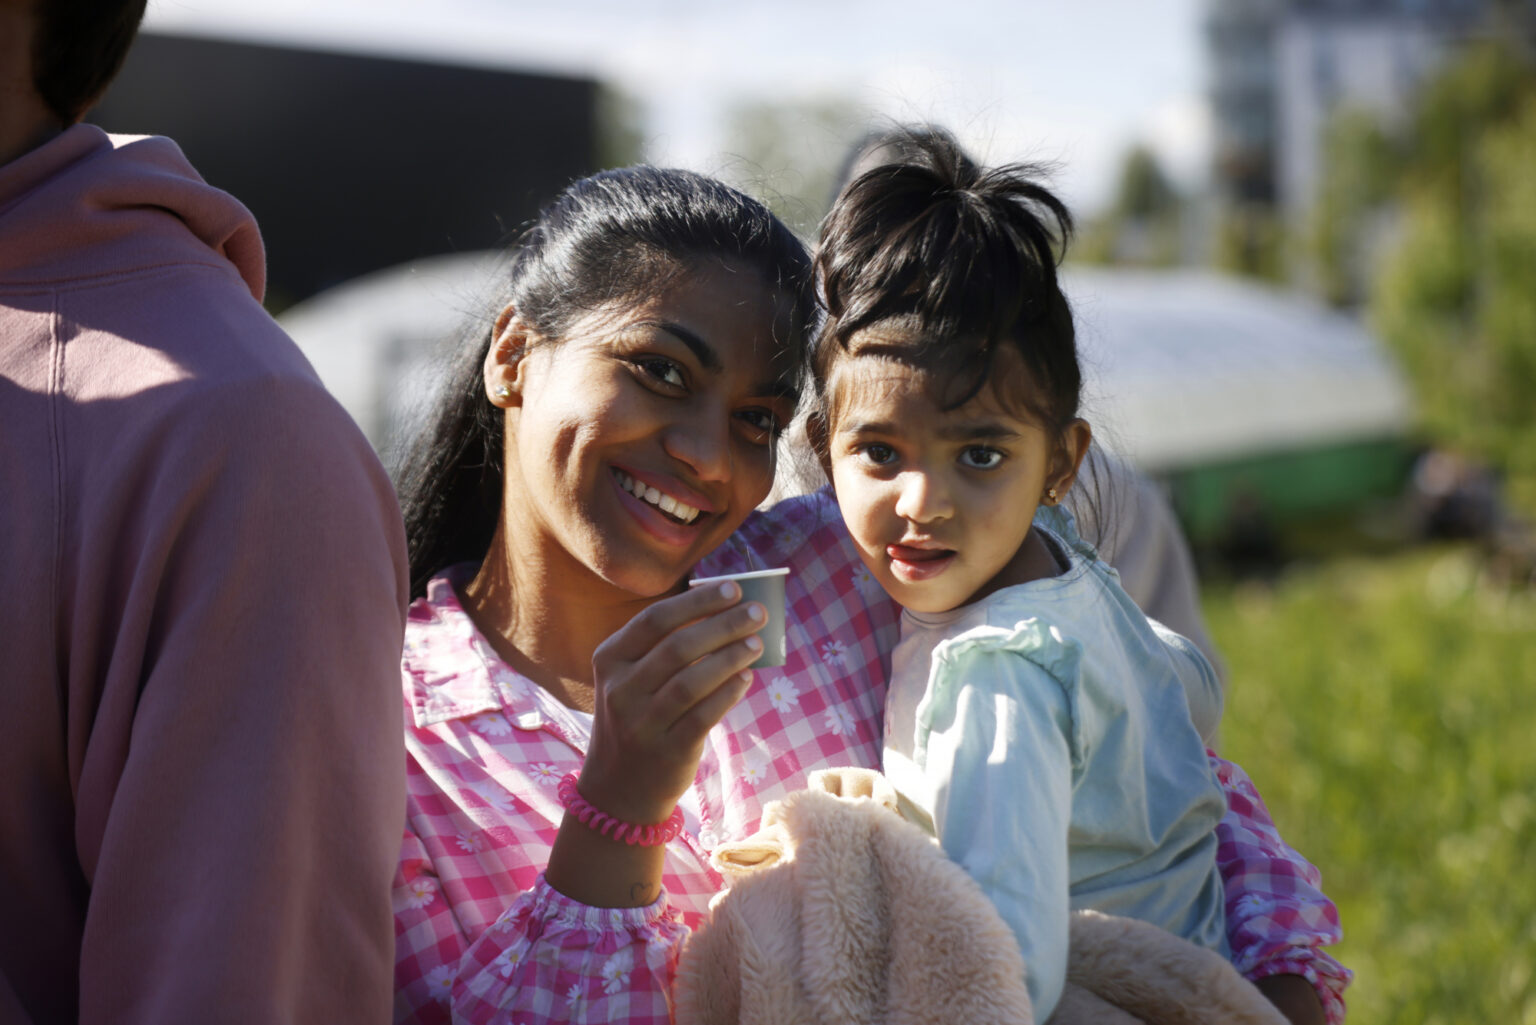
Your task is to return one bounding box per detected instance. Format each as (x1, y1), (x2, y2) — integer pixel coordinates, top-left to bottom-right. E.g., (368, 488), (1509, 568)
(689, 567), (789, 668)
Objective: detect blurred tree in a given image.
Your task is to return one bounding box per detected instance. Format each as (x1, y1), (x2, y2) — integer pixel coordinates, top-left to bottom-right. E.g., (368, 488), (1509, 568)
(720, 97), (866, 238)
(1079, 144), (1185, 267)
(1371, 40), (1536, 501)
(1116, 145), (1181, 221)
(1307, 109), (1399, 308)
(595, 84), (646, 171)
(1213, 202), (1288, 282)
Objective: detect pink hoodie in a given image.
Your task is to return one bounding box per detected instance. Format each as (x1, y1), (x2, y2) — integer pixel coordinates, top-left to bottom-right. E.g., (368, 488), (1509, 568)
(1, 125), (409, 1024)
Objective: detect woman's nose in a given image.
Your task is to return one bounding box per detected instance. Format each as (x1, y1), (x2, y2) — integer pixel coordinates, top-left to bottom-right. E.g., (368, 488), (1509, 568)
(663, 408), (733, 483)
(893, 469), (952, 523)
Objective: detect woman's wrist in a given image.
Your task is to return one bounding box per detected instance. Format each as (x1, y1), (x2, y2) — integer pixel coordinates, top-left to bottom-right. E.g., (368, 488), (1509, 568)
(558, 773), (684, 846)
(546, 813), (669, 908)
(1254, 974), (1327, 1025)
(544, 774), (679, 908)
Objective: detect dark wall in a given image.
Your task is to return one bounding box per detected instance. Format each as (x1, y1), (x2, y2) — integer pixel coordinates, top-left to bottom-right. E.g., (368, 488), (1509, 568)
(94, 33), (596, 306)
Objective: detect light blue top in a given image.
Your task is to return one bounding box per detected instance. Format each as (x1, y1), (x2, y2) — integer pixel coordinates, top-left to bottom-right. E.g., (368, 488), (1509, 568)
(881, 506), (1228, 1021)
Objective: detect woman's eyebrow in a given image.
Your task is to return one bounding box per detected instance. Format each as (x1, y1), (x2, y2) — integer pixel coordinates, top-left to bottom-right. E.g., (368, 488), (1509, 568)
(649, 320), (797, 401)
(650, 321), (721, 373)
(760, 379), (801, 403)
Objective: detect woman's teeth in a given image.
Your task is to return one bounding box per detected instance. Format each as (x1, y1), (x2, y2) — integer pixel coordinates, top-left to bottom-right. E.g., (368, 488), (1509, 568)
(615, 470), (701, 523)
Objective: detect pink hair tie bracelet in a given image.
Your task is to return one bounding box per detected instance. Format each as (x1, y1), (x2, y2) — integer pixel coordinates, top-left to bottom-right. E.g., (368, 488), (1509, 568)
(558, 772), (684, 847)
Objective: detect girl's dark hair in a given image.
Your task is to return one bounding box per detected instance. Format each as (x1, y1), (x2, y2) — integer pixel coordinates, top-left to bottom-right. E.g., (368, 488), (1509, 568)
(32, 0), (148, 123)
(813, 126), (1079, 442)
(394, 166), (817, 599)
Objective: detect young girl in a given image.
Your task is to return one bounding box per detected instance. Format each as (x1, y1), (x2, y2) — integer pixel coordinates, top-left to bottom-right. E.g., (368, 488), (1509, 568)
(811, 130), (1230, 1022)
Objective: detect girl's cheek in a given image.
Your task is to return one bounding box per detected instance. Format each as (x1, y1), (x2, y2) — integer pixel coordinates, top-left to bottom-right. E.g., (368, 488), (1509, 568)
(858, 492), (891, 535)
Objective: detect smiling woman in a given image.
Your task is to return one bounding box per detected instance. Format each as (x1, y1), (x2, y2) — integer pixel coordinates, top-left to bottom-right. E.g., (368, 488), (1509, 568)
(387, 167), (873, 1023)
(471, 258), (798, 619)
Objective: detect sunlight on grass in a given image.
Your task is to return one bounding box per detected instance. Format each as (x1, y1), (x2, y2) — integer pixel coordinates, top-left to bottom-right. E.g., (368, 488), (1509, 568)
(1205, 545), (1536, 1024)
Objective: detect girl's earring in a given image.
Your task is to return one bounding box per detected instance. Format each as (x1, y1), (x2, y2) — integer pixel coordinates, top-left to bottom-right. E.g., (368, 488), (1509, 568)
(1045, 487), (1059, 503)
(493, 384), (512, 401)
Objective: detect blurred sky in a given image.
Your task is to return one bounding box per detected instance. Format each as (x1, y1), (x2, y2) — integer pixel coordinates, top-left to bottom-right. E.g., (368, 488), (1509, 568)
(143, 0), (1211, 213)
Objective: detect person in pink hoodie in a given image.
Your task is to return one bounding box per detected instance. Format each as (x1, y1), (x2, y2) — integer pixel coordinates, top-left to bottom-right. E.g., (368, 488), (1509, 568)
(0, 2), (410, 1022)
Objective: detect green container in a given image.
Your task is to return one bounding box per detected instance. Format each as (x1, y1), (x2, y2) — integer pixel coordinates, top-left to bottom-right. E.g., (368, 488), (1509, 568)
(1163, 437), (1416, 544)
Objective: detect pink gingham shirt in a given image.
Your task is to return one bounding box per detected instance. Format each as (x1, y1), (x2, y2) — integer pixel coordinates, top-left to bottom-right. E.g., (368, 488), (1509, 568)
(393, 490), (1350, 1024)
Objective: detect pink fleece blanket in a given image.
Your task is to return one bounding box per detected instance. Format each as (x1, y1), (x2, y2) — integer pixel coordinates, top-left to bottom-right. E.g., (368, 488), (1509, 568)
(676, 775), (1287, 1025)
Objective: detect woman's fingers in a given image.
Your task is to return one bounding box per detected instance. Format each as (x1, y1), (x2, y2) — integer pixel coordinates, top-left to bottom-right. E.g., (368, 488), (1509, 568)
(642, 598), (766, 681)
(596, 579), (744, 664)
(584, 581), (768, 819)
(668, 663), (756, 741)
(602, 601), (765, 727)
(647, 635), (762, 733)
(596, 587), (767, 697)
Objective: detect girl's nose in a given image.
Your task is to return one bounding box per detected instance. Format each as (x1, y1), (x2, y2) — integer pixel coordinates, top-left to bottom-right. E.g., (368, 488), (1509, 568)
(894, 469), (952, 523)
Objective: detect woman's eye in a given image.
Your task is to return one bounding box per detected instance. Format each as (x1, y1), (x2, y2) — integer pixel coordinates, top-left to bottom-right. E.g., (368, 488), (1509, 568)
(635, 357), (686, 389)
(736, 408), (781, 442)
(960, 446), (1004, 469)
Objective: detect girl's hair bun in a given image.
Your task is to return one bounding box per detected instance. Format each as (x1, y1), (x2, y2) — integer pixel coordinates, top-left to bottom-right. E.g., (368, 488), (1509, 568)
(814, 125), (1081, 436)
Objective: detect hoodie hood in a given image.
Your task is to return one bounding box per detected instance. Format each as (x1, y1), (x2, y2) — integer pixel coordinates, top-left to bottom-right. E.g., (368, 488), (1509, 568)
(0, 123), (265, 301)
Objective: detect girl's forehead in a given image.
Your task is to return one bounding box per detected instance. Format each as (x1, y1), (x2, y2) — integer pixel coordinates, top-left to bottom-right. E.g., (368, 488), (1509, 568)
(828, 341), (1032, 406)
(826, 352), (1030, 427)
(826, 353), (932, 401)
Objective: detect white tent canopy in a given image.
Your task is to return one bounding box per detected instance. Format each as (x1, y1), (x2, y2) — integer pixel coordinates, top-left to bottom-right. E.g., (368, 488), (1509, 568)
(279, 251), (507, 454)
(1065, 267), (1413, 472)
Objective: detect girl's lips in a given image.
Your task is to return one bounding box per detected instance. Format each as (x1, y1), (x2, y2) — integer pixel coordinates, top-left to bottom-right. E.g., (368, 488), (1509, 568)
(887, 543), (956, 581)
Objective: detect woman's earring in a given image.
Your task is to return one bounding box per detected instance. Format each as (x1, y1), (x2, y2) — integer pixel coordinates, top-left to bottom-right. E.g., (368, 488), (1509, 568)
(1046, 487), (1058, 503)
(493, 384), (512, 401)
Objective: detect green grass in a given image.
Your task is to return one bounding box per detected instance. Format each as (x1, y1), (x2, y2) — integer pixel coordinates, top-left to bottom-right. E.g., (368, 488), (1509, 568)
(1204, 544), (1536, 1025)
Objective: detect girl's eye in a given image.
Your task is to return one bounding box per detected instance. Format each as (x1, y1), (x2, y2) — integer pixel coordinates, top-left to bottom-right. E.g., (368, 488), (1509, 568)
(634, 357), (686, 389)
(960, 446), (1004, 470)
(859, 443), (897, 467)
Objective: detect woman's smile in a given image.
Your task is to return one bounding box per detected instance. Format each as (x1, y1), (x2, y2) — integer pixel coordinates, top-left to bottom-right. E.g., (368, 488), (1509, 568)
(612, 466), (711, 524)
(611, 466), (711, 547)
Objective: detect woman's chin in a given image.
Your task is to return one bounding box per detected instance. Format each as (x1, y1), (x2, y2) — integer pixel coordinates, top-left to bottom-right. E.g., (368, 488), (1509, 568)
(586, 539), (702, 599)
(604, 563), (694, 601)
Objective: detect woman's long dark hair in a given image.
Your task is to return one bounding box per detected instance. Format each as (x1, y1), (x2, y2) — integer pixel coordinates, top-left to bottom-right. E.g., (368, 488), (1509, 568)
(393, 167), (817, 599)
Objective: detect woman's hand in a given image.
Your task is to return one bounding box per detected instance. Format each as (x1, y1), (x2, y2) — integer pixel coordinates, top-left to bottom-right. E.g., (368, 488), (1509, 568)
(582, 579), (765, 820)
(1255, 975), (1327, 1025)
(546, 580), (764, 907)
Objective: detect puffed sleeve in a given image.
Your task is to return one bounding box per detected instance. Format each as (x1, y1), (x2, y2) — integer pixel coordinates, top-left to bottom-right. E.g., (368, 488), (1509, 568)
(918, 645), (1076, 1022)
(1212, 755), (1353, 1024)
(444, 879), (690, 1024)
(1152, 618), (1225, 746)
(390, 763), (697, 1025)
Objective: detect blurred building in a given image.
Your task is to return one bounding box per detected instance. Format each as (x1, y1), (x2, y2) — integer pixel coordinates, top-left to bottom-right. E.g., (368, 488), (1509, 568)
(92, 32), (597, 307)
(1208, 0), (1285, 205)
(1205, 0), (1531, 214)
